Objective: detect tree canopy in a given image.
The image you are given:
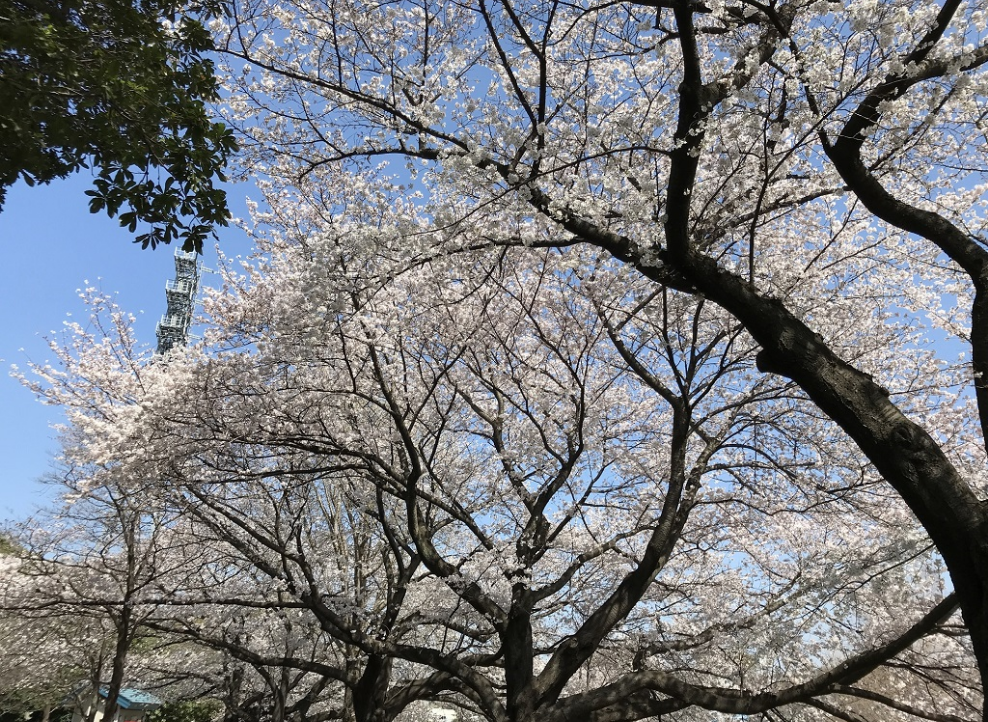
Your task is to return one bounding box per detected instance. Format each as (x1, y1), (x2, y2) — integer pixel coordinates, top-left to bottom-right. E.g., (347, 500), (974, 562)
(7, 243), (977, 720)
(210, 0), (988, 712)
(6, 0), (988, 720)
(0, 0), (237, 251)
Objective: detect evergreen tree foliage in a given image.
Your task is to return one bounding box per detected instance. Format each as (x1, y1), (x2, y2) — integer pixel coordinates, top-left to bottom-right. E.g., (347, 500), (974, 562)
(0, 0), (237, 251)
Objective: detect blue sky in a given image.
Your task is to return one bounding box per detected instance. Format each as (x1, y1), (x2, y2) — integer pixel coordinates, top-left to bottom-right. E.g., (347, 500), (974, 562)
(0, 174), (253, 521)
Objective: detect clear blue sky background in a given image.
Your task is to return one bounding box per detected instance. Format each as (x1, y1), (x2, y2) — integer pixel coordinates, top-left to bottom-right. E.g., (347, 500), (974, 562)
(0, 174), (253, 521)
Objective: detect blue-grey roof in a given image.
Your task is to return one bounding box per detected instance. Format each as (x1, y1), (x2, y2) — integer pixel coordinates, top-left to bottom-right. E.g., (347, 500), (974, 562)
(97, 687), (164, 710)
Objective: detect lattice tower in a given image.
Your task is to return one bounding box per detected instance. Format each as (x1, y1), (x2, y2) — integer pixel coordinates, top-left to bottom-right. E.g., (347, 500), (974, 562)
(155, 250), (201, 354)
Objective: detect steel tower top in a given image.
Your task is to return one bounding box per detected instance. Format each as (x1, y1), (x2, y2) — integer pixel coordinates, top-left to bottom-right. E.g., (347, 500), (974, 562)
(155, 250), (200, 354)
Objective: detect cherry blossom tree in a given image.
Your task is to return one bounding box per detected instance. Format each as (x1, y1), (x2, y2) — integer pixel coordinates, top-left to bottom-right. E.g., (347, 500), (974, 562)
(206, 0), (988, 711)
(14, 289), (479, 722)
(0, 490), (187, 722)
(16, 1), (988, 715)
(0, 548), (91, 721)
(20, 229), (979, 721)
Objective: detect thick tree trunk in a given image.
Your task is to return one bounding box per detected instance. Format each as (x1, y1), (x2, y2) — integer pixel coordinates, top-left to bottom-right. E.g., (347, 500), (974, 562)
(102, 611), (132, 722)
(352, 654), (394, 722)
(504, 588), (536, 722)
